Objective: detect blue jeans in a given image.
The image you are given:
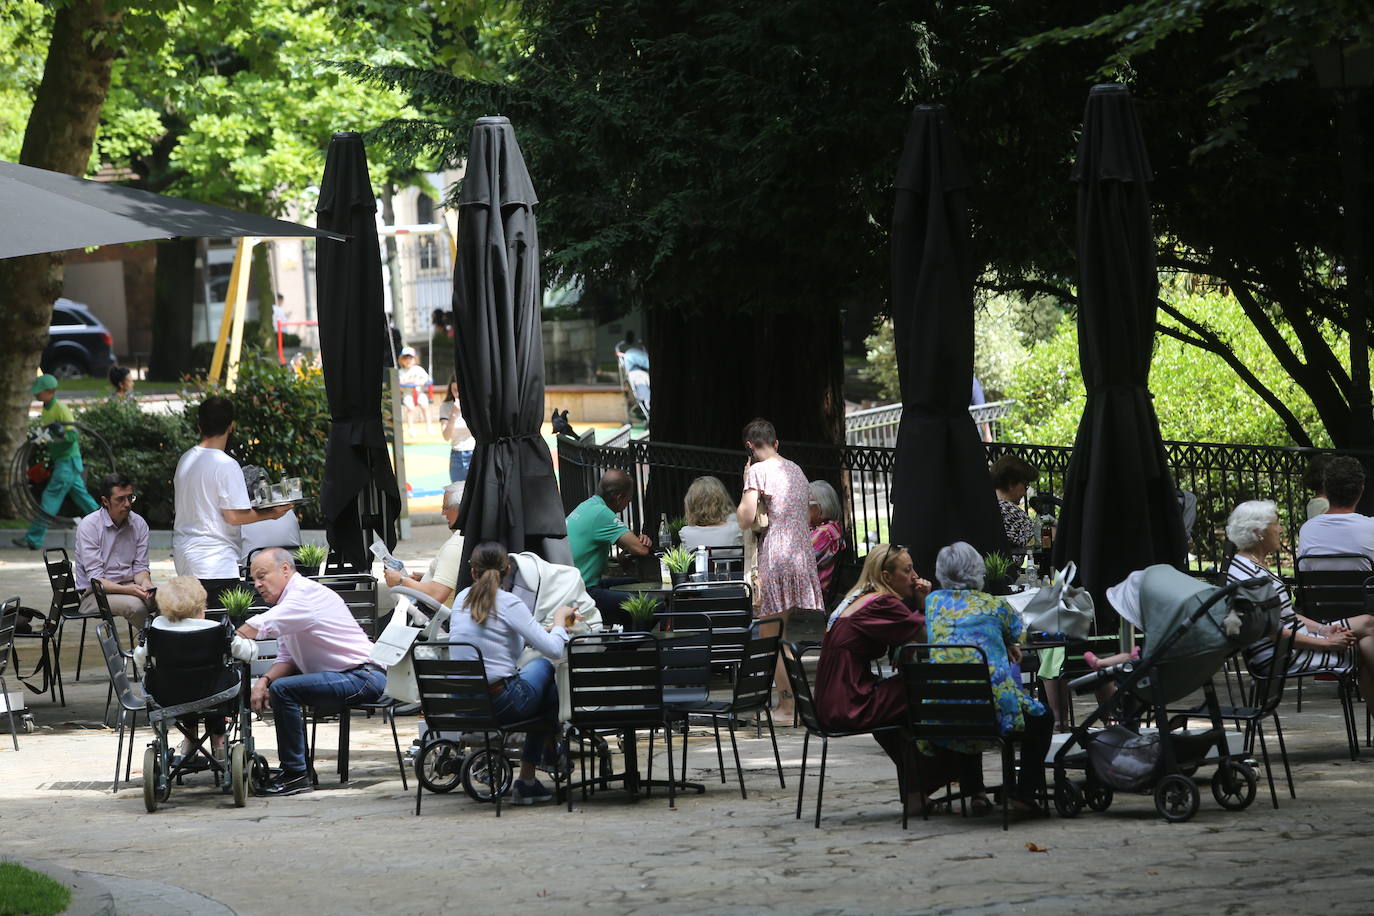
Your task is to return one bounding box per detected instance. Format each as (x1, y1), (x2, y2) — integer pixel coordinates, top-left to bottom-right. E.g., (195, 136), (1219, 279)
(268, 666), (386, 773)
(25, 457), (98, 547)
(588, 576), (637, 630)
(449, 449), (472, 483)
(489, 658), (558, 764)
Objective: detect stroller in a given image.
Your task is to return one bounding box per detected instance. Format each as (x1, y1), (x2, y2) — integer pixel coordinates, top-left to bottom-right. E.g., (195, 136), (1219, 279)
(1052, 565), (1280, 822)
(140, 621), (267, 812)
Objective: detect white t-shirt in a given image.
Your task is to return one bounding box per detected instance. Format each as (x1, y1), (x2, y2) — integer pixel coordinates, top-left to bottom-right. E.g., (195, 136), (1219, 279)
(1297, 512), (1374, 567)
(423, 529), (465, 593)
(241, 509), (301, 564)
(438, 400), (476, 451)
(173, 446), (252, 579)
(679, 520), (743, 549)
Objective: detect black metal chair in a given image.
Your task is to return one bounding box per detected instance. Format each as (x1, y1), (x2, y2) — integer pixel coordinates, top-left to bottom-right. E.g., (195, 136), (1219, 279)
(1, 597), (22, 750)
(565, 632), (694, 809)
(900, 643), (1027, 832)
(674, 630), (786, 799)
(410, 640), (555, 817)
(46, 547), (100, 683)
(1294, 552), (1372, 623)
(89, 579), (139, 723)
(312, 574), (381, 639)
(95, 622), (146, 791)
(1218, 625), (1299, 808)
(12, 591), (64, 706)
(780, 641), (904, 828)
(665, 580), (752, 670)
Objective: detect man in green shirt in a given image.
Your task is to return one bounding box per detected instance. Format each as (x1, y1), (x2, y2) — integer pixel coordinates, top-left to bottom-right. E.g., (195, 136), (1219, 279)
(566, 469), (650, 628)
(15, 374), (99, 550)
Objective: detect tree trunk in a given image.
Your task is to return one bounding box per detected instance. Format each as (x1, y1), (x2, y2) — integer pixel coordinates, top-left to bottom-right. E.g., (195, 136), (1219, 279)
(0, 0), (121, 516)
(647, 304), (845, 450)
(148, 239), (198, 381)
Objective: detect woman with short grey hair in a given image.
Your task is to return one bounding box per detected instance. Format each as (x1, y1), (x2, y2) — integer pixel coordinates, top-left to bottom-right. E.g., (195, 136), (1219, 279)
(808, 480), (845, 600)
(1226, 500), (1374, 714)
(923, 541), (1050, 815)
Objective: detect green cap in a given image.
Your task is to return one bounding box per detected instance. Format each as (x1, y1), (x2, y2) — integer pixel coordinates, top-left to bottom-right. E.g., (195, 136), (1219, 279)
(30, 374), (58, 395)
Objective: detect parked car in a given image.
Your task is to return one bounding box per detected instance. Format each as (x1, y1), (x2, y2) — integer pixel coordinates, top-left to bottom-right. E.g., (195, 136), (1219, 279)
(43, 298), (116, 379)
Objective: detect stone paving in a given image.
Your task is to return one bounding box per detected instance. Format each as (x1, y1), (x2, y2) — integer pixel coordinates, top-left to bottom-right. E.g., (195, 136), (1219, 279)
(3, 530), (1374, 914)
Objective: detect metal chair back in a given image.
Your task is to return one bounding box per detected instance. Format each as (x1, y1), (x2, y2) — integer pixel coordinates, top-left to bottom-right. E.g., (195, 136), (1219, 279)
(43, 548), (83, 619)
(656, 615), (713, 707)
(705, 546), (744, 577)
(729, 632), (782, 714)
(566, 632), (665, 731)
(410, 641), (500, 733)
(313, 574), (380, 638)
(667, 580), (751, 666)
(95, 623), (145, 713)
(899, 644), (1001, 744)
(1295, 553), (1373, 623)
(0, 596), (18, 681)
(780, 642), (825, 734)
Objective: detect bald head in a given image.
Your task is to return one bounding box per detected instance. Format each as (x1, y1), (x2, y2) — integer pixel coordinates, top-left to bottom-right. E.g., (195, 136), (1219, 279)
(598, 469), (634, 511)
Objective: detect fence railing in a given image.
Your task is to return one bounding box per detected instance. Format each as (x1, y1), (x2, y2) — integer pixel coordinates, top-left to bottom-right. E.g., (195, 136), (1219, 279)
(557, 434), (1369, 579)
(844, 400), (1015, 448)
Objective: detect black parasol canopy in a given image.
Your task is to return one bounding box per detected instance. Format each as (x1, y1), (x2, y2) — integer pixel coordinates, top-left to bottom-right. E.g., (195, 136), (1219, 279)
(315, 132), (401, 569)
(1053, 84), (1186, 620)
(0, 159), (343, 259)
(451, 117), (567, 585)
(888, 104), (1006, 578)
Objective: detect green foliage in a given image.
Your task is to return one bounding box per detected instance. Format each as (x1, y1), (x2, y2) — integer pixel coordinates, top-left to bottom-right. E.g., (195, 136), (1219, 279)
(75, 397), (197, 527)
(0, 2), (49, 162)
(620, 592), (661, 623)
(218, 586), (257, 616)
(983, 551), (1015, 580)
(1000, 284), (1333, 448)
(662, 546), (695, 574)
(294, 542), (328, 566)
(0, 862), (71, 916)
(189, 355), (330, 527)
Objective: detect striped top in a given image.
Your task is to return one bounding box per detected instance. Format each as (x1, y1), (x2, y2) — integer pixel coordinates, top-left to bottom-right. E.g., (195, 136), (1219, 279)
(1227, 554), (1353, 676)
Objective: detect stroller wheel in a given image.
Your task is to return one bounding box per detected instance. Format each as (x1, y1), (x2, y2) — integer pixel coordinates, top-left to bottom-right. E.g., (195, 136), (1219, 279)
(1211, 760), (1257, 811)
(1154, 773), (1200, 822)
(461, 748), (513, 803)
(230, 744), (248, 808)
(143, 746), (161, 814)
(1084, 781), (1113, 812)
(1053, 776), (1083, 818)
(417, 739), (464, 794)
(250, 754), (272, 795)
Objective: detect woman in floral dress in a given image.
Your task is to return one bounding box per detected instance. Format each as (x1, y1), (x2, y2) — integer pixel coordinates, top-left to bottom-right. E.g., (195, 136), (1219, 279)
(737, 417), (823, 719)
(924, 541), (1052, 813)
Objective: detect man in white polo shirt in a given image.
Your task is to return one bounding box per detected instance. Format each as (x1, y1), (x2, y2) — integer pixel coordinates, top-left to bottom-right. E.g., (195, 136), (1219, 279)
(238, 547), (385, 796)
(173, 396), (290, 606)
(1298, 456), (1374, 568)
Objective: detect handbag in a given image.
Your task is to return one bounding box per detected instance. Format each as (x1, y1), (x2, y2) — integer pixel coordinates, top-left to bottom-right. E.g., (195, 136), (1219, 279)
(1020, 561), (1095, 640)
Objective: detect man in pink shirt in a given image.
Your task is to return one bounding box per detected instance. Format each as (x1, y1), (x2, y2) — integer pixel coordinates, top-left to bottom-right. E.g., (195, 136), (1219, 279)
(73, 472), (153, 630)
(237, 547), (384, 796)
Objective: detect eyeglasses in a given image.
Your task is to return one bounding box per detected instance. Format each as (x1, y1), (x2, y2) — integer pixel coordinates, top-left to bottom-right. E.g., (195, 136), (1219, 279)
(108, 493), (137, 506)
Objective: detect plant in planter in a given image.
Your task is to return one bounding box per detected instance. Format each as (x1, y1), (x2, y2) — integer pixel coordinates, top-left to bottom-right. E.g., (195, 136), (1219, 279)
(983, 551), (1015, 595)
(294, 542), (328, 576)
(218, 586), (258, 621)
(620, 593), (661, 631)
(663, 547), (696, 585)
(667, 515), (686, 543)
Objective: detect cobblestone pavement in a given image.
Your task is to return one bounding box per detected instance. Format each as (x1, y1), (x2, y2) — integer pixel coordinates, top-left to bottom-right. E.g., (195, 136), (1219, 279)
(3, 533), (1374, 914)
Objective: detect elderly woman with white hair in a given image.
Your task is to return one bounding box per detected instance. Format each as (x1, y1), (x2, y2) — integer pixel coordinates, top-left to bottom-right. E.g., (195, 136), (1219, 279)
(923, 541), (1052, 814)
(1226, 500), (1374, 712)
(808, 479), (845, 600)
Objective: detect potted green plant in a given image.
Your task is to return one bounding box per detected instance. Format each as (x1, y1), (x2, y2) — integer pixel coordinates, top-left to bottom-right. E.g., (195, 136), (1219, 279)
(218, 586), (258, 621)
(667, 515), (686, 544)
(620, 593), (661, 632)
(294, 542), (328, 577)
(983, 551), (1015, 596)
(663, 546), (696, 586)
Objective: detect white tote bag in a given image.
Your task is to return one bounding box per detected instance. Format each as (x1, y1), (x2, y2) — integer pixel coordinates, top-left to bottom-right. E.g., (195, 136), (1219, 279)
(1020, 561), (1095, 640)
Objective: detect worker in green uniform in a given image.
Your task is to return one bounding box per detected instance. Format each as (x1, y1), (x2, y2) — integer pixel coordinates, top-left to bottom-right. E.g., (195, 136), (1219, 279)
(14, 374), (98, 550)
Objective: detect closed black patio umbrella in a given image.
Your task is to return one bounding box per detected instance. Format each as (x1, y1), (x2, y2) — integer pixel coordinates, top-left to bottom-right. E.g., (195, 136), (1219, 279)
(452, 117), (567, 585)
(1053, 84), (1186, 623)
(316, 132), (401, 569)
(888, 105), (1006, 578)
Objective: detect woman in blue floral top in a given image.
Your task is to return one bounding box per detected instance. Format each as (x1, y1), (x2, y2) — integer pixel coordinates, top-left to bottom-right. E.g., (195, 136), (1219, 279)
(924, 541), (1052, 813)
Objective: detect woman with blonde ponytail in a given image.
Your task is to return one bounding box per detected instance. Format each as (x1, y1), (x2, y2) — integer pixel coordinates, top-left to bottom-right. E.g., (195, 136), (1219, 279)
(449, 541), (579, 805)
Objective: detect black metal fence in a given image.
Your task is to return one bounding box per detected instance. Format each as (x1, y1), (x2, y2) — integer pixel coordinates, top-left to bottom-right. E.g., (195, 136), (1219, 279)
(557, 435), (1371, 578)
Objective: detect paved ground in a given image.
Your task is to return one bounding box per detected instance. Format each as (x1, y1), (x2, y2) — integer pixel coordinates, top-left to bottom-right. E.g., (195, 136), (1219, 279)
(3, 527), (1374, 914)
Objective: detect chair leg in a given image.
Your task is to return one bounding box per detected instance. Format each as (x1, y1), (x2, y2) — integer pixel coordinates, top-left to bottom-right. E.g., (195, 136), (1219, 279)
(665, 718), (676, 809)
(1271, 712), (1296, 800)
(487, 733), (500, 818)
(126, 712), (137, 782)
(1255, 722), (1279, 809)
(338, 709), (351, 783)
(113, 709), (125, 792)
(387, 707), (408, 791)
(75, 618), (89, 681)
(814, 737), (828, 829)
(727, 716), (746, 800)
(681, 718), (689, 778)
(765, 707), (784, 788)
(2, 676), (16, 752)
(796, 730), (810, 820)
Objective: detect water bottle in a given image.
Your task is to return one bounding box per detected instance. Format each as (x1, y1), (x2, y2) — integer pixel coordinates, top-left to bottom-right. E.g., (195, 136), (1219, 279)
(657, 513), (671, 550)
(695, 543), (709, 576)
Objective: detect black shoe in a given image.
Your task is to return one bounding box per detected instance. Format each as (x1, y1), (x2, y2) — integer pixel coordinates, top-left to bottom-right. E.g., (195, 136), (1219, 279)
(261, 770), (313, 796)
(10, 537), (36, 551)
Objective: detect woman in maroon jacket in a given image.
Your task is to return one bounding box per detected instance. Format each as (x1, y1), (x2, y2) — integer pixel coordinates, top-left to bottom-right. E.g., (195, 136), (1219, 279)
(815, 543), (940, 809)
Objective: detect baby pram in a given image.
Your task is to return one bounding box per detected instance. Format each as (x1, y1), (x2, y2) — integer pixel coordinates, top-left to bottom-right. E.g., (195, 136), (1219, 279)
(1051, 565), (1280, 822)
(141, 621), (266, 812)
